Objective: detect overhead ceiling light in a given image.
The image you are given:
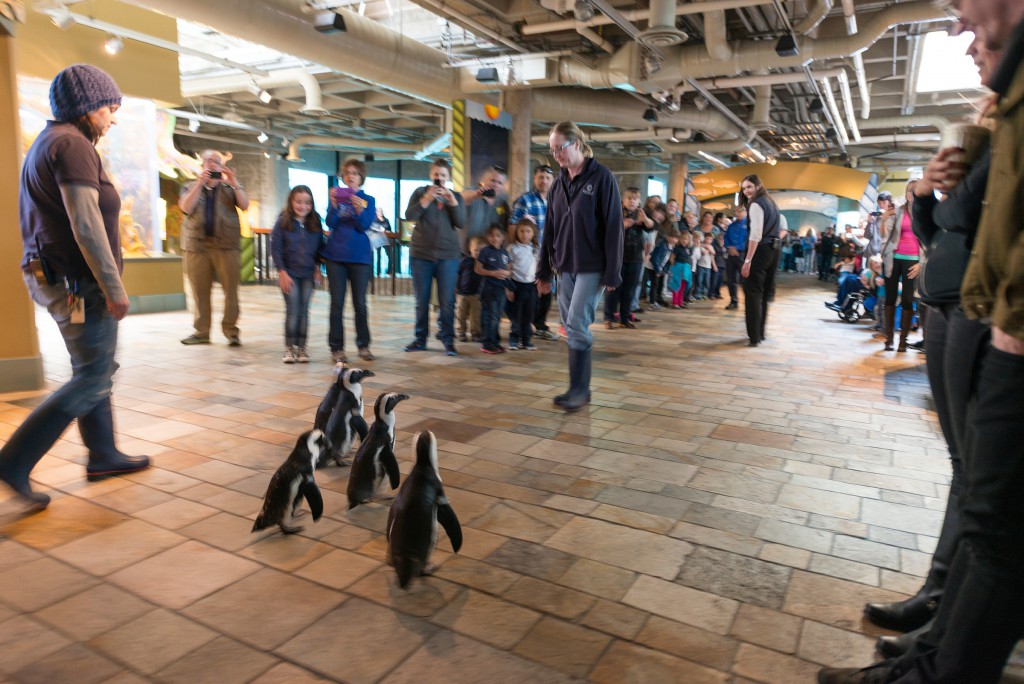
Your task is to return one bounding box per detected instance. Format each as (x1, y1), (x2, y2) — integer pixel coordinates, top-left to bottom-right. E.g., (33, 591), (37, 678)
(775, 34), (799, 57)
(643, 106), (659, 123)
(475, 67), (500, 83)
(247, 83), (272, 104)
(767, 156), (778, 166)
(574, 0), (595, 22)
(49, 7), (74, 30)
(808, 97), (824, 113)
(222, 106), (245, 124)
(668, 132), (680, 144)
(664, 97), (680, 113)
(188, 118), (200, 133)
(264, 152), (272, 159)
(103, 34), (124, 56)
(697, 151), (729, 168)
(358, 0), (366, 15)
(384, 0), (394, 15)
(257, 131), (269, 143)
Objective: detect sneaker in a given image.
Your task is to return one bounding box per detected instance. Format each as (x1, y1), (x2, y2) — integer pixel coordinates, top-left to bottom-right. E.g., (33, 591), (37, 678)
(533, 329), (556, 341)
(508, 342), (519, 350)
(358, 347), (375, 361)
(444, 344), (459, 356)
(649, 303), (662, 311)
(471, 335), (483, 343)
(458, 332), (468, 342)
(228, 336), (242, 347)
(559, 326), (567, 339)
(632, 307), (645, 314)
(524, 343), (538, 351)
(630, 316), (642, 323)
(403, 341), (427, 352)
(605, 320), (616, 329)
(620, 321), (637, 329)
(296, 347), (310, 363)
(332, 349), (348, 364)
(181, 334), (210, 345)
(481, 345), (500, 354)
(282, 347), (297, 364)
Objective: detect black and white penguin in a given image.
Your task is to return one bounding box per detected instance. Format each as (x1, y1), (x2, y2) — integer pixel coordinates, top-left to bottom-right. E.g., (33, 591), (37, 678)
(324, 367), (374, 467)
(252, 429), (327, 535)
(347, 392), (410, 510)
(313, 361), (348, 434)
(386, 430), (462, 588)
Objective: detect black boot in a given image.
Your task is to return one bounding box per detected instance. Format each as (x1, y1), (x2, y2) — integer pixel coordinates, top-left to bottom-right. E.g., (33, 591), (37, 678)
(0, 401), (78, 511)
(560, 347), (592, 412)
(554, 348), (591, 407)
(817, 661), (900, 684)
(883, 307), (896, 351)
(876, 619), (932, 659)
(897, 309), (914, 352)
(79, 397), (150, 481)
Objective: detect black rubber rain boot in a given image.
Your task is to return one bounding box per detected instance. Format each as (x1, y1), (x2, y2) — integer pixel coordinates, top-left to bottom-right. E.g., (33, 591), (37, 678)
(897, 309), (914, 352)
(561, 348), (592, 412)
(79, 397), (150, 481)
(0, 402), (78, 510)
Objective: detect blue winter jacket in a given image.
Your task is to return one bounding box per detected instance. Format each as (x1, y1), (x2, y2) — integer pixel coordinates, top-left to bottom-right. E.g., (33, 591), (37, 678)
(322, 189), (376, 264)
(270, 215), (324, 279)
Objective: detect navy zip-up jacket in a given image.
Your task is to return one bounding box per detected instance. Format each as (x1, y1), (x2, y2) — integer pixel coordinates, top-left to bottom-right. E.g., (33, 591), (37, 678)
(538, 157), (623, 288)
(270, 215), (324, 279)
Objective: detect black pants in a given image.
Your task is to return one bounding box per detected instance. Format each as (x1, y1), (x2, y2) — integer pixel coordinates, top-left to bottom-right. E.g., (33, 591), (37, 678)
(647, 270), (666, 305)
(605, 261), (643, 322)
(534, 289), (552, 332)
(741, 244), (780, 344)
(885, 258), (918, 309)
(726, 254), (744, 303)
(509, 280), (537, 346)
(480, 282), (505, 347)
(896, 342), (1024, 684)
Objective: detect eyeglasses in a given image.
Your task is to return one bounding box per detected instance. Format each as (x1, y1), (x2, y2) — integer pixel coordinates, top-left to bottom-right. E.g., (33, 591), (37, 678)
(536, 165), (554, 174)
(550, 139), (575, 154)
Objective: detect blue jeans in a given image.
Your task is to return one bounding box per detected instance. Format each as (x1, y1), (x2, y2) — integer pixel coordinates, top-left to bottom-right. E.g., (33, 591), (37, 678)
(696, 266), (711, 297)
(480, 282), (506, 347)
(0, 275), (118, 485)
(411, 256), (458, 346)
(326, 260), (372, 351)
(557, 272), (605, 351)
(282, 275), (315, 348)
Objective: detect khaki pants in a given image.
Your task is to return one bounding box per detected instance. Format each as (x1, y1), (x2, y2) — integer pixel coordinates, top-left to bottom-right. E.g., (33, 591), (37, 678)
(184, 248), (240, 339)
(456, 293), (482, 338)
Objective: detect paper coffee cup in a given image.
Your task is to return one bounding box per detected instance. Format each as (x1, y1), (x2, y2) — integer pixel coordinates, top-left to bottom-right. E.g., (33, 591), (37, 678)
(941, 123), (989, 189)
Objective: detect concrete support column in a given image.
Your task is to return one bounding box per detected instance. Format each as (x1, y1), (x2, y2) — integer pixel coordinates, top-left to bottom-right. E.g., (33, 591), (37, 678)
(0, 32), (44, 392)
(668, 154), (689, 208)
(505, 89), (533, 200)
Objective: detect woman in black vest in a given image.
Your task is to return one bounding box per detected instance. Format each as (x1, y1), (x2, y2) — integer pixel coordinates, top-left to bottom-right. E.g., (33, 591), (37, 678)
(739, 174), (782, 347)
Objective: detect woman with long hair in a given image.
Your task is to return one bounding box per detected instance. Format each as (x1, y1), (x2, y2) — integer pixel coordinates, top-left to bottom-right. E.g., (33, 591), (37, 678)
(879, 180), (923, 352)
(537, 121), (623, 411)
(739, 174), (783, 346)
(1, 64), (150, 510)
(270, 185), (324, 363)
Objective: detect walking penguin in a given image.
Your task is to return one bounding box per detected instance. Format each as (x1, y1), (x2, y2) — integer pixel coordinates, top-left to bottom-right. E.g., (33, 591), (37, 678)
(324, 367), (374, 466)
(386, 430), (462, 588)
(252, 429), (327, 535)
(347, 392), (409, 509)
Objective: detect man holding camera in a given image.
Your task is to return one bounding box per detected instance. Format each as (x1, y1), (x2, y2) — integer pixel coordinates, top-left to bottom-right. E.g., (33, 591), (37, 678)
(179, 150), (249, 346)
(460, 165), (509, 255)
(863, 190), (895, 260)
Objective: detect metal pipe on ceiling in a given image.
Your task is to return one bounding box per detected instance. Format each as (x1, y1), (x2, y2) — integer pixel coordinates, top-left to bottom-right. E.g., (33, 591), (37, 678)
(520, 0), (775, 36)
(820, 76), (849, 145)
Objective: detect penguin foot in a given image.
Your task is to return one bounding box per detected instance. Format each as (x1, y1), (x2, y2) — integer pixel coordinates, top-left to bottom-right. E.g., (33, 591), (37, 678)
(421, 562), (439, 576)
(279, 523), (305, 535)
(334, 458), (352, 467)
(292, 509), (309, 519)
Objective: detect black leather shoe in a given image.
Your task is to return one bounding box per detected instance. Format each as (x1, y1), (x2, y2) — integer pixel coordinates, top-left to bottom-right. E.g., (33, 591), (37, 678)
(818, 661), (897, 684)
(876, 619), (932, 659)
(864, 593), (936, 632)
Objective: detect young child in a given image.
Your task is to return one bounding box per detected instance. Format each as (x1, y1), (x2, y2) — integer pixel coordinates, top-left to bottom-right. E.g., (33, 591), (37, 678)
(507, 217), (540, 350)
(648, 229), (674, 310)
(696, 234), (716, 299)
(270, 185), (324, 364)
(607, 188), (652, 328)
(456, 236), (484, 342)
(670, 231), (694, 309)
(475, 224), (512, 354)
(687, 230), (702, 302)
(711, 232), (727, 300)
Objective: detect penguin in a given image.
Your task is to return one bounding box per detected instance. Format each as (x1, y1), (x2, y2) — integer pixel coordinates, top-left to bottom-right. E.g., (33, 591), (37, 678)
(313, 361), (347, 434)
(252, 429), (327, 535)
(347, 392), (410, 510)
(323, 367), (374, 467)
(386, 430), (463, 589)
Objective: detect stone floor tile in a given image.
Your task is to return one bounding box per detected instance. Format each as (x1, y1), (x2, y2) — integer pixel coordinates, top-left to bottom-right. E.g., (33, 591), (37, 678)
(346, 570), (464, 619)
(730, 603), (803, 654)
(0, 615), (72, 674)
(91, 483), (176, 515)
(469, 500), (572, 544)
(681, 502), (763, 536)
(238, 534), (334, 572)
(108, 540), (260, 609)
(755, 517), (834, 554)
(0, 557), (97, 612)
(154, 635), (278, 684)
(184, 567), (345, 649)
(34, 584), (153, 641)
(623, 575), (739, 635)
(545, 517), (693, 580)
(178, 511), (257, 552)
(797, 620), (878, 668)
(676, 547), (792, 609)
(294, 547), (382, 590)
(580, 598), (650, 640)
(758, 543), (812, 569)
(0, 496), (126, 551)
(276, 598), (435, 684)
(503, 576), (596, 620)
(430, 589), (541, 650)
(385, 631), (576, 684)
(860, 499), (944, 536)
(485, 538), (578, 581)
(556, 557), (637, 601)
(433, 555), (522, 595)
(809, 554), (881, 586)
(0, 539), (43, 574)
(90, 608), (218, 675)
(590, 640), (729, 684)
(513, 616), (611, 677)
(636, 615), (740, 671)
(49, 519), (185, 576)
(732, 642), (827, 683)
(783, 570), (908, 631)
(669, 520), (763, 556)
(250, 662), (331, 683)
(133, 497), (220, 530)
(777, 484), (862, 520)
(13, 643), (122, 684)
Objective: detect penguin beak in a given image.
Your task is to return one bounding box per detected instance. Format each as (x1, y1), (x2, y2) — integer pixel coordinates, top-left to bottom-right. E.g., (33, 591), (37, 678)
(361, 370), (376, 378)
(395, 394), (410, 402)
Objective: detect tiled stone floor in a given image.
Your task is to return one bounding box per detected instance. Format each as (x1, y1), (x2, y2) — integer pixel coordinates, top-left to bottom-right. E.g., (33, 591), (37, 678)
(1, 276), (1021, 683)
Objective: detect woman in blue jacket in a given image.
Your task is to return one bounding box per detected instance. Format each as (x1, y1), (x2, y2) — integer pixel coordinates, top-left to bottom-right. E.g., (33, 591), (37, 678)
(537, 121), (623, 412)
(323, 159), (377, 363)
(270, 185), (324, 364)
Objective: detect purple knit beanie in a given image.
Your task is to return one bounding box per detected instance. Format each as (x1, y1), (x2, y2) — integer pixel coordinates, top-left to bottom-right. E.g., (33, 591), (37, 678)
(49, 64), (122, 122)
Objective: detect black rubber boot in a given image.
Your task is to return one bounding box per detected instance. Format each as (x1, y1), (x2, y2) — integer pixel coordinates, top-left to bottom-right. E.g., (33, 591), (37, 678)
(79, 397), (150, 481)
(560, 348), (592, 412)
(897, 309), (914, 352)
(876, 619), (932, 659)
(554, 346), (590, 407)
(0, 402), (78, 510)
(883, 307), (896, 351)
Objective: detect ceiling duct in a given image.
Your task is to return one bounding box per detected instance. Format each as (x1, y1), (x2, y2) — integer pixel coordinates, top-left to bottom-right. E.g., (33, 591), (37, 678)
(185, 69), (328, 116)
(639, 0), (688, 47)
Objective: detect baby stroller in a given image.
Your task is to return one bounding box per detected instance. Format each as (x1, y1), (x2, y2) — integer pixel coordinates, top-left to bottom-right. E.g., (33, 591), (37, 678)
(836, 289), (868, 323)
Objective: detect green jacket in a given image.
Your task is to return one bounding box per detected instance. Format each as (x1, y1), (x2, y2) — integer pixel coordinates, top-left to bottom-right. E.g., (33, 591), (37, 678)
(181, 182), (242, 252)
(961, 19), (1024, 339)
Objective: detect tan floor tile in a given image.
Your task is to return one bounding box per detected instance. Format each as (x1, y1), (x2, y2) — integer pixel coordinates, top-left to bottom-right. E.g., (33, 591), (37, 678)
(183, 567), (345, 649)
(12, 643), (121, 684)
(91, 483), (175, 515)
(49, 519), (185, 576)
(503, 576), (595, 620)
(34, 584), (153, 641)
(251, 663), (331, 683)
(580, 598), (650, 639)
(797, 620), (878, 668)
(637, 615), (740, 671)
(238, 535), (333, 572)
(783, 570), (907, 631)
(346, 569), (464, 618)
(580, 450), (698, 487)
(470, 500), (571, 543)
(759, 542), (813, 569)
(133, 497), (219, 530)
(545, 517), (693, 580)
(711, 424), (795, 450)
(0, 557), (97, 612)
(430, 589), (541, 649)
(318, 522), (379, 550)
(178, 511), (257, 552)
(590, 640), (729, 684)
(276, 598), (435, 684)
(557, 557), (637, 601)
(386, 631), (576, 684)
(0, 615), (71, 674)
(730, 603), (803, 654)
(514, 616), (611, 677)
(108, 540), (260, 609)
(154, 636), (278, 684)
(434, 555), (523, 594)
(623, 575), (739, 636)
(0, 539), (43, 574)
(732, 643), (822, 684)
(294, 548), (382, 590)
(90, 608), (217, 675)
(0, 496), (126, 551)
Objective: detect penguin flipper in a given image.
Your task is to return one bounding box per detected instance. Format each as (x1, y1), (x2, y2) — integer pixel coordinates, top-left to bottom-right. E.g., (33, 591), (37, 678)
(385, 501), (396, 542)
(351, 414), (369, 441)
(381, 445), (401, 490)
(436, 498), (463, 554)
(301, 477), (324, 521)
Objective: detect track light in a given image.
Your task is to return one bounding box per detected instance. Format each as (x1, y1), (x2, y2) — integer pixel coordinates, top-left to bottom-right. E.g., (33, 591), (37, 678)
(188, 118), (200, 133)
(665, 97), (680, 113)
(103, 34), (124, 56)
(248, 83), (272, 104)
(809, 97), (824, 113)
(774, 34), (799, 57)
(643, 106), (659, 123)
(49, 7), (74, 30)
(574, 0), (594, 22)
(257, 131), (269, 143)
